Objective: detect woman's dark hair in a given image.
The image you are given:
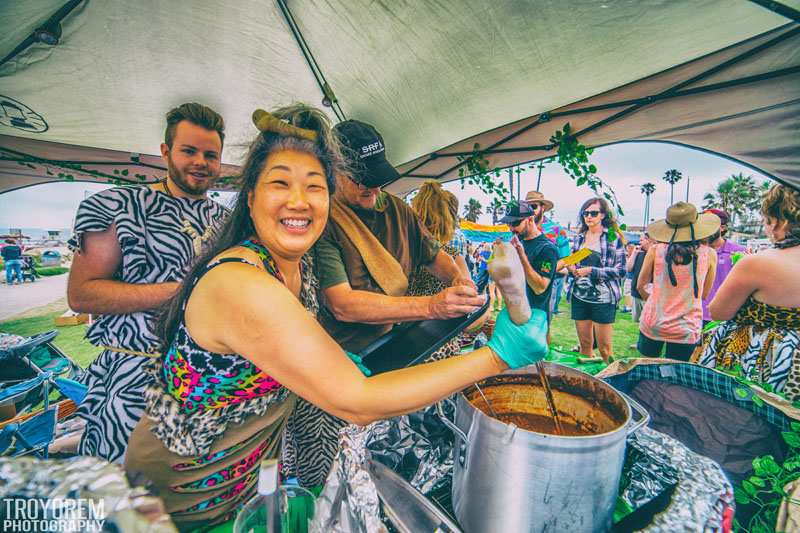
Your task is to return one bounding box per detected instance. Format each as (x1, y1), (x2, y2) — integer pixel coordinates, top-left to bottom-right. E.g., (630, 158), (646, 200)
(155, 104), (346, 349)
(665, 240), (701, 296)
(576, 197), (614, 233)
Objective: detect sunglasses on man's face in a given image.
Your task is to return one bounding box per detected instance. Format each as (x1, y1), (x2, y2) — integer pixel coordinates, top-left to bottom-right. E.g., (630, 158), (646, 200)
(583, 210), (601, 218)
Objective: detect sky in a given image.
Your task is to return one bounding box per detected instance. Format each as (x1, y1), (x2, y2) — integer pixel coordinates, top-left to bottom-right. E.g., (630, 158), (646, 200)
(0, 142), (771, 232)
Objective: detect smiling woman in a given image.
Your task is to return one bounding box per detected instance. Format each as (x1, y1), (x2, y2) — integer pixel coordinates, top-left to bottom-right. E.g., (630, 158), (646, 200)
(123, 104), (548, 530)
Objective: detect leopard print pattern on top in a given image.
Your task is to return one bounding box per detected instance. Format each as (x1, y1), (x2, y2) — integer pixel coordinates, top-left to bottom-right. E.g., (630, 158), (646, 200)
(408, 243), (465, 361)
(142, 243), (319, 457)
(699, 296), (800, 399)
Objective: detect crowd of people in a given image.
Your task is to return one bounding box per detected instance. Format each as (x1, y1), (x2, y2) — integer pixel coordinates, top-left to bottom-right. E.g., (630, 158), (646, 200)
(54, 100), (799, 529)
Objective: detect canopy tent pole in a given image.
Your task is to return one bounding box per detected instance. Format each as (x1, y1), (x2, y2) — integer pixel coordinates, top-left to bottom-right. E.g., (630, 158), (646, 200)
(276, 0), (347, 122)
(0, 0), (84, 68)
(748, 0), (800, 23)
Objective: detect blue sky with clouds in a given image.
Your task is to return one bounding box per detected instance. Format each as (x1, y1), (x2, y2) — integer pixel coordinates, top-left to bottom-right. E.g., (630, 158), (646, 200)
(0, 142), (770, 232)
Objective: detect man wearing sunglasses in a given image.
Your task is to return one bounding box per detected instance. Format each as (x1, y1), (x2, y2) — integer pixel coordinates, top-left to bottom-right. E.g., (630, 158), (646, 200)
(301, 119), (484, 487)
(501, 198), (559, 331)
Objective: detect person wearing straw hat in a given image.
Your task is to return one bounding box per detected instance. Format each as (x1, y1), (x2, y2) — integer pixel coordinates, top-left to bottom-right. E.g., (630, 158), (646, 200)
(636, 202), (719, 360)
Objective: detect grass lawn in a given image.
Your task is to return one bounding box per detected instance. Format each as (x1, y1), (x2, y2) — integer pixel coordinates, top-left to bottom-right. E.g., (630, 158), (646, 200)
(549, 297), (640, 360)
(0, 296), (643, 370)
(0, 311), (97, 368)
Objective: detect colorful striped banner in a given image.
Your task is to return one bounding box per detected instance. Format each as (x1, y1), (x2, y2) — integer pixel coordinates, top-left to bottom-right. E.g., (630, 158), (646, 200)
(459, 220), (512, 243)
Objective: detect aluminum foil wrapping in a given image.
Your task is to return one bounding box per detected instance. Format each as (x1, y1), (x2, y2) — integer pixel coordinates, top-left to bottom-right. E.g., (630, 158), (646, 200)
(0, 456), (176, 532)
(366, 402), (453, 494)
(309, 424), (388, 533)
(618, 434), (679, 516)
(635, 426), (734, 533)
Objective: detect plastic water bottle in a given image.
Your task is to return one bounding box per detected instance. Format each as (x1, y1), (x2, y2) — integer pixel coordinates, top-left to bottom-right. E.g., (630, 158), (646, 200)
(256, 458), (281, 533)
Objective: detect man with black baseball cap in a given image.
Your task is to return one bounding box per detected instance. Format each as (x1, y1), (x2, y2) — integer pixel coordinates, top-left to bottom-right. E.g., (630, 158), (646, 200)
(316, 119), (483, 352)
(501, 199), (559, 330)
(297, 119), (484, 486)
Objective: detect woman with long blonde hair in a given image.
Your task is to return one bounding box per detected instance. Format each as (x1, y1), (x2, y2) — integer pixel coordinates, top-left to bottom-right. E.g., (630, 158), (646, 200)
(408, 181), (475, 359)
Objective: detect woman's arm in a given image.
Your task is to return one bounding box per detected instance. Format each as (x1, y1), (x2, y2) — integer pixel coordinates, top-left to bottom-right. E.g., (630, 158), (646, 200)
(701, 248), (718, 301)
(708, 255), (759, 321)
(189, 263), (508, 426)
(636, 248), (655, 301)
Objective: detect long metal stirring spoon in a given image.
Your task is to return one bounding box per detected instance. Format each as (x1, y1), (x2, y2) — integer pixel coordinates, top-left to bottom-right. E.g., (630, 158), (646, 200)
(474, 382), (499, 418)
(536, 361), (564, 435)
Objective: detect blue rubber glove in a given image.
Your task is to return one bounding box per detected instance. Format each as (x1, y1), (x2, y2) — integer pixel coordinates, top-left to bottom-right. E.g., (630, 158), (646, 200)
(346, 351), (372, 376)
(486, 308), (549, 368)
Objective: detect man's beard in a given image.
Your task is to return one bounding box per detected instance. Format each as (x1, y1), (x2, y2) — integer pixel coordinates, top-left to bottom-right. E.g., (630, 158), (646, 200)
(167, 155), (215, 196)
(534, 212), (544, 225)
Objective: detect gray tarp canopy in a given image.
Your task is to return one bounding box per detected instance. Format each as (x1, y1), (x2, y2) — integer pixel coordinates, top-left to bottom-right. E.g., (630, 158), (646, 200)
(1, 1), (798, 195)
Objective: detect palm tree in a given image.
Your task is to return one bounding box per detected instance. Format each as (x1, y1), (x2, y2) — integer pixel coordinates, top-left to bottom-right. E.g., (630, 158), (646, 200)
(488, 199), (504, 225)
(702, 173), (765, 229)
(661, 169), (683, 205)
(640, 183), (656, 227)
(463, 198), (482, 222)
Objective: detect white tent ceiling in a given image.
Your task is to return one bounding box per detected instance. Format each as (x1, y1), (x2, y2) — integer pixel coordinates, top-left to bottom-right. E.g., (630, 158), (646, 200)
(0, 0), (798, 194)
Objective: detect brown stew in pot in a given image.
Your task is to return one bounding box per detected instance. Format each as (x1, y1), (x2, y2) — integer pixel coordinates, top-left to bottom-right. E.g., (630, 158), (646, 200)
(464, 373), (626, 437)
(494, 413), (593, 436)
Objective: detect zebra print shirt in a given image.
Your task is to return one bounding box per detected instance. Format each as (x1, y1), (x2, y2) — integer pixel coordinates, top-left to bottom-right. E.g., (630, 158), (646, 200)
(69, 186), (228, 354)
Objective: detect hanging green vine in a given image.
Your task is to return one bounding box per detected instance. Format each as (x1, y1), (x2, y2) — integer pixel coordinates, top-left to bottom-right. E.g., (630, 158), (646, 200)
(1, 151), (156, 187)
(454, 124), (627, 237)
(456, 143), (511, 206)
(549, 122), (625, 218)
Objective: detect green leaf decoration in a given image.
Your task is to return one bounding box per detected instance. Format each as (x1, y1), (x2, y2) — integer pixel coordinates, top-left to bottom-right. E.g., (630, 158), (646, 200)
(734, 387), (750, 399)
(121, 169), (129, 176)
(752, 394), (765, 407)
(761, 455), (781, 475)
(734, 488), (751, 504)
(783, 431), (800, 448)
(749, 476), (766, 488)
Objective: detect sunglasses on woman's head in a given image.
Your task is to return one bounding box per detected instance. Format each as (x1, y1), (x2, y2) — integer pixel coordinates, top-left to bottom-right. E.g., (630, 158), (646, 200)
(583, 210), (601, 218)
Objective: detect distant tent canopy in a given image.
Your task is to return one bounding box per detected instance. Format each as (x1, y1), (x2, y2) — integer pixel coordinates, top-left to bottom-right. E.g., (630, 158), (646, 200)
(1, 1), (798, 195)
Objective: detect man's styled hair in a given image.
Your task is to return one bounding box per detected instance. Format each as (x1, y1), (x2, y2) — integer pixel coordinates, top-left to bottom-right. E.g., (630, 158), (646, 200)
(164, 103), (225, 148)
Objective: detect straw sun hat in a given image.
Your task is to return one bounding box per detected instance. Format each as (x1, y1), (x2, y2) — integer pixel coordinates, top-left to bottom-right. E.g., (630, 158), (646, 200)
(647, 202), (721, 243)
(523, 190), (554, 212)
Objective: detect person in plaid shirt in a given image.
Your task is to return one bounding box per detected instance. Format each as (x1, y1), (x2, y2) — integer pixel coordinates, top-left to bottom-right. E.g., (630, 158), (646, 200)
(448, 225), (468, 258)
(564, 197), (627, 362)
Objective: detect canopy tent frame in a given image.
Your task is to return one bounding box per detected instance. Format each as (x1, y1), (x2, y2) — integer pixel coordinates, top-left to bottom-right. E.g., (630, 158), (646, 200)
(275, 0), (347, 122)
(393, 24), (800, 191)
(1, 1), (798, 195)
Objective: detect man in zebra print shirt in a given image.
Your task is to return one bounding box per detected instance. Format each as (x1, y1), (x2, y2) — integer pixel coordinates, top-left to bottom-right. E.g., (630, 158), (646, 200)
(67, 103), (229, 462)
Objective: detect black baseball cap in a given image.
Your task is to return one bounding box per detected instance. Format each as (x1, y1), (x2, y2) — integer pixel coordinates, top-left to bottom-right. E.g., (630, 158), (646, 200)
(499, 202), (535, 225)
(334, 120), (400, 188)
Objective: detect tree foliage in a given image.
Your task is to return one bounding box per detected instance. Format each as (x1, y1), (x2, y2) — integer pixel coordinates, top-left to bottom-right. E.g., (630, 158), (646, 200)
(463, 198), (482, 222)
(454, 123), (625, 220)
(702, 173), (770, 229)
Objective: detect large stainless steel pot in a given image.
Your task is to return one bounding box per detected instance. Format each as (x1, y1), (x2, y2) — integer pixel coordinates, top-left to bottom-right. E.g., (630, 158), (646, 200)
(436, 363), (649, 533)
